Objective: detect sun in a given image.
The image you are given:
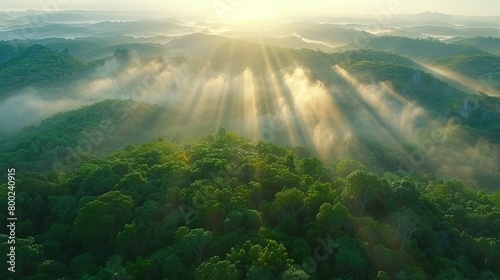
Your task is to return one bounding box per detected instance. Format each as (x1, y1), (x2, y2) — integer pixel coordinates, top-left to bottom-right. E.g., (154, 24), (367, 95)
(213, 0), (281, 23)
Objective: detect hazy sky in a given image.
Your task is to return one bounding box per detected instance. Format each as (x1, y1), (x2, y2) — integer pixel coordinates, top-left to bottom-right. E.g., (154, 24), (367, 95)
(1, 0), (499, 18)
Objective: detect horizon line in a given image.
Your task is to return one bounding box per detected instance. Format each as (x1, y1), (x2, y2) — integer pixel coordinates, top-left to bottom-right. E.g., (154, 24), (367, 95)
(0, 9), (499, 18)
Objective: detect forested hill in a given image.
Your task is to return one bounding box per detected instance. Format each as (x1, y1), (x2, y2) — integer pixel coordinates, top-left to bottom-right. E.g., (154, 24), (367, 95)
(340, 36), (487, 60)
(451, 37), (500, 55)
(0, 99), (170, 173)
(0, 129), (499, 279)
(0, 44), (87, 97)
(1, 40), (500, 190)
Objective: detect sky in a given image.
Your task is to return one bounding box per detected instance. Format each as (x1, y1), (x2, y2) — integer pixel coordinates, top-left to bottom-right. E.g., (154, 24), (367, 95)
(1, 0), (499, 19)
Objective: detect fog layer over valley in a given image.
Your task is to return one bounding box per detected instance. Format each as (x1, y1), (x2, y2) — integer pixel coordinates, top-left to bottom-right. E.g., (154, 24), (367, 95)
(1, 10), (499, 191)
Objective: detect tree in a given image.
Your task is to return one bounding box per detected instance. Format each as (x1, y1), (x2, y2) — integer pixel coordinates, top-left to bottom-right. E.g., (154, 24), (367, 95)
(81, 165), (121, 195)
(217, 127), (227, 137)
(274, 188), (307, 218)
(86, 255), (131, 280)
(178, 227), (212, 264)
(333, 240), (366, 279)
(305, 181), (337, 214)
(116, 222), (138, 257)
(37, 260), (66, 279)
(375, 271), (390, 280)
(389, 207), (419, 253)
(5, 126), (500, 280)
(393, 179), (420, 207)
(73, 191), (134, 247)
(125, 257), (158, 280)
(316, 202), (353, 234)
(51, 195), (79, 223)
(245, 265), (273, 280)
(480, 271), (500, 280)
(477, 237), (500, 274)
(224, 210), (245, 232)
(301, 157), (325, 178)
(286, 155), (296, 172)
(433, 268), (465, 280)
(256, 240), (293, 276)
(2, 236), (44, 277)
(344, 170), (381, 216)
(195, 256), (237, 280)
(244, 209), (263, 231)
(282, 265), (310, 280)
(69, 253), (97, 278)
(163, 254), (186, 280)
(113, 172), (148, 202)
(335, 159), (367, 178)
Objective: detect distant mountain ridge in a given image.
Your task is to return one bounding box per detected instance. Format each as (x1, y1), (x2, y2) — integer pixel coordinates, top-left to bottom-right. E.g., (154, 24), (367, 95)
(339, 36), (487, 60)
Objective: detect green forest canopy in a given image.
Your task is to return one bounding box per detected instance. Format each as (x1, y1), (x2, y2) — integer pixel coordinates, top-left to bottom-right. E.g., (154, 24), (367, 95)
(1, 130), (499, 279)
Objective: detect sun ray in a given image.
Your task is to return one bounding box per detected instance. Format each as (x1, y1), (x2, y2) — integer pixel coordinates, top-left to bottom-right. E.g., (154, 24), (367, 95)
(418, 62), (500, 96)
(332, 65), (422, 165)
(253, 40), (296, 144)
(240, 68), (260, 137)
(282, 67), (357, 160)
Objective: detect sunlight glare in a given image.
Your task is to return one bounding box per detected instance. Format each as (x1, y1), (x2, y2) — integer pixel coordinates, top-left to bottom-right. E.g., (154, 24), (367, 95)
(284, 67), (354, 159)
(220, 0), (280, 23)
(419, 63), (500, 96)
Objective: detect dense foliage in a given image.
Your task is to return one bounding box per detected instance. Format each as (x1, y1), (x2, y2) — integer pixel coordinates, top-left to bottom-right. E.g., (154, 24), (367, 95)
(0, 44), (87, 98)
(1, 130), (499, 279)
(1, 13), (500, 280)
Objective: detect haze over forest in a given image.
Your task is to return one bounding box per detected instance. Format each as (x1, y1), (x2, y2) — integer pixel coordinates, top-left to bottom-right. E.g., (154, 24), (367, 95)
(0, 3), (500, 280)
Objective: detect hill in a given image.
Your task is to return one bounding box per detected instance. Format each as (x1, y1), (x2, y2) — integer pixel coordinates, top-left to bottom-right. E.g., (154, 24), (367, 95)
(1, 42), (498, 190)
(0, 130), (499, 279)
(451, 37), (500, 55)
(0, 23), (94, 40)
(425, 53), (500, 96)
(0, 11), (499, 280)
(0, 99), (171, 173)
(164, 33), (231, 56)
(296, 26), (377, 48)
(0, 44), (87, 98)
(340, 36), (486, 60)
(403, 25), (500, 38)
(3, 36), (175, 61)
(242, 36), (333, 52)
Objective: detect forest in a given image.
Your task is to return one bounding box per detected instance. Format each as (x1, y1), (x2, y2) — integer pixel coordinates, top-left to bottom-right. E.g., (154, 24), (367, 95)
(1, 129), (499, 279)
(1, 8), (500, 280)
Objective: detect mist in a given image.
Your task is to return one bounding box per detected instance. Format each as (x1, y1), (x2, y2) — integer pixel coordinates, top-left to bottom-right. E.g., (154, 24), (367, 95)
(0, 9), (499, 191)
(2, 45), (499, 189)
